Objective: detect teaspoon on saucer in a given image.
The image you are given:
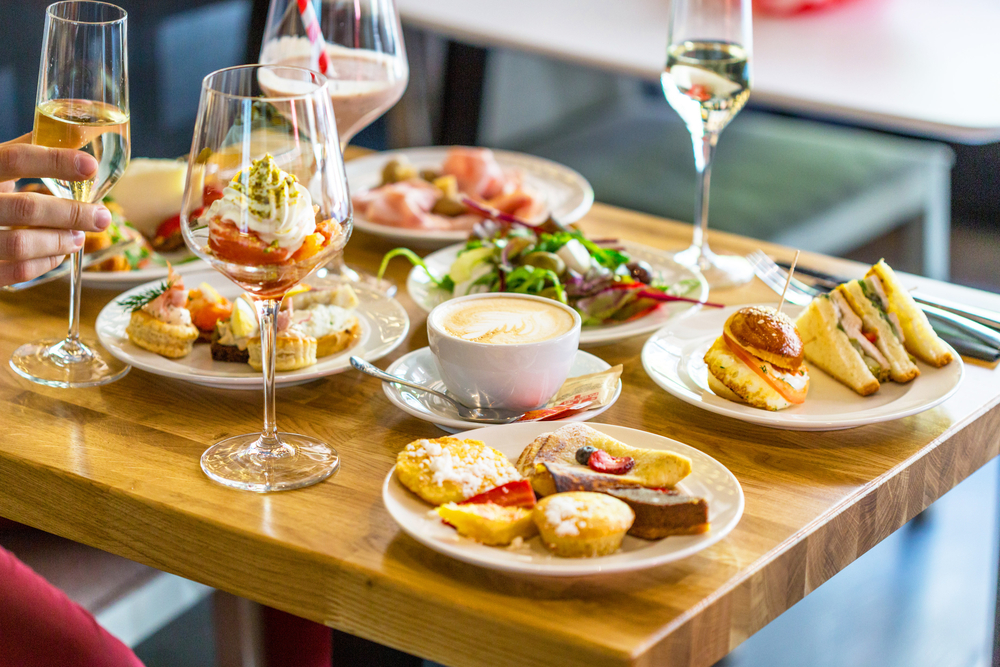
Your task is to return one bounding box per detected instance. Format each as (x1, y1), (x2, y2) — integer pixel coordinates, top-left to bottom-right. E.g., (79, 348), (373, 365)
(350, 356), (525, 424)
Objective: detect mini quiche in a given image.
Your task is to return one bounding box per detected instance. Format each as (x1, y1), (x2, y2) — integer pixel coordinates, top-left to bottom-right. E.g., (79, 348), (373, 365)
(396, 437), (520, 505)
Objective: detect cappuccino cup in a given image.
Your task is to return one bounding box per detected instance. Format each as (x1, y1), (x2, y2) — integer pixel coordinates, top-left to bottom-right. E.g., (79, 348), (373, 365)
(427, 293), (582, 412)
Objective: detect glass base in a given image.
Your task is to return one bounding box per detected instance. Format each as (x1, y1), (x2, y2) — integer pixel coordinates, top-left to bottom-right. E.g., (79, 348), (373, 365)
(200, 432), (340, 493)
(316, 260), (397, 297)
(10, 337), (130, 388)
(673, 245), (754, 290)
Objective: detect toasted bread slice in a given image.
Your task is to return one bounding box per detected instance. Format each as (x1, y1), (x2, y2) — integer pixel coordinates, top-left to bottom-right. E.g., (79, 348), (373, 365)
(704, 337), (792, 411)
(795, 296), (881, 396)
(837, 281), (919, 383)
(867, 260), (954, 367)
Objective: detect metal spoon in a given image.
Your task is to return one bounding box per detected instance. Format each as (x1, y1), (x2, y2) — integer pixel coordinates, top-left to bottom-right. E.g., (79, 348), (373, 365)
(350, 356), (525, 424)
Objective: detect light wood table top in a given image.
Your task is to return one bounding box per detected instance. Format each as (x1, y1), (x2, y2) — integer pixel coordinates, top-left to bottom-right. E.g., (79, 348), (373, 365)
(1, 188), (999, 666)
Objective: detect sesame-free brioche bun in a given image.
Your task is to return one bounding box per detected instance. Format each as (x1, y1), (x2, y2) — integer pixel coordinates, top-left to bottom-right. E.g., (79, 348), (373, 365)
(723, 306), (804, 370)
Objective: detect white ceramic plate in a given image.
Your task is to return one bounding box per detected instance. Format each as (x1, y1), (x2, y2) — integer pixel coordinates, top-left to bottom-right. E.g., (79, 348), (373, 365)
(382, 347), (622, 432)
(382, 421), (744, 576)
(406, 241), (709, 345)
(347, 147), (594, 249)
(96, 271), (409, 389)
(642, 304), (965, 431)
(80, 254), (207, 290)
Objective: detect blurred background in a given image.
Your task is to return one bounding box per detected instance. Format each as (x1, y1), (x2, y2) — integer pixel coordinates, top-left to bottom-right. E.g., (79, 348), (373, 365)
(1, 0), (998, 665)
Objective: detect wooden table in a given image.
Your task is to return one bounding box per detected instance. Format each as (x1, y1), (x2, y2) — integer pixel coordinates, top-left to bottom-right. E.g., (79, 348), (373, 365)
(1, 200), (999, 666)
(397, 0), (1000, 143)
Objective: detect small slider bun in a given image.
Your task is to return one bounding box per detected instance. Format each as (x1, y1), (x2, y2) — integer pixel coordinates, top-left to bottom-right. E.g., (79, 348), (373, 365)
(724, 306), (804, 371)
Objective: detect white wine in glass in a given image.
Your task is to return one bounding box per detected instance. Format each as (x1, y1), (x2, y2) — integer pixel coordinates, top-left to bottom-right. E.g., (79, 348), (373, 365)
(11, 1), (131, 388)
(259, 0), (408, 295)
(661, 0), (754, 289)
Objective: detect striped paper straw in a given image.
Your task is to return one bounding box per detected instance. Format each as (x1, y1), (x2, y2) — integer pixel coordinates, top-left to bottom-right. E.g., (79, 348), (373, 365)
(296, 0), (329, 74)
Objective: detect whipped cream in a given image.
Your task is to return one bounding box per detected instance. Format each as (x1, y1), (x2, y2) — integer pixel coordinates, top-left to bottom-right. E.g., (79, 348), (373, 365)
(204, 154), (316, 254)
(290, 304), (354, 339)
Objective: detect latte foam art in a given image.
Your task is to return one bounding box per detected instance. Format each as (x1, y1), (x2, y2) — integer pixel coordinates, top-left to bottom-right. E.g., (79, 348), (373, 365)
(438, 297), (575, 345)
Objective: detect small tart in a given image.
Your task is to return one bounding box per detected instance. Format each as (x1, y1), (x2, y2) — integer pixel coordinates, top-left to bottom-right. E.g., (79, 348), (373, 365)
(315, 318), (361, 357)
(126, 310), (199, 358)
(247, 334), (317, 371)
(533, 492), (634, 558)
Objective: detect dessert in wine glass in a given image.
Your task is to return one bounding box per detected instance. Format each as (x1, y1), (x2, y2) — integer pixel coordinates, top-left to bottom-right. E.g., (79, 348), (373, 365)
(181, 64), (351, 492)
(259, 0), (408, 295)
(661, 0), (754, 289)
(11, 1), (131, 387)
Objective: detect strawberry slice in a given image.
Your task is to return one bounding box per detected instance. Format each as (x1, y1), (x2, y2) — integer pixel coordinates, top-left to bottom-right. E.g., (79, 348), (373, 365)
(588, 450), (635, 475)
(460, 480), (536, 508)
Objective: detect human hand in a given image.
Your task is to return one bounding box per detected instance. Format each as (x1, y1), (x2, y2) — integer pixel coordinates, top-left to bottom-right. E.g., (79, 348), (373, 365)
(0, 134), (113, 286)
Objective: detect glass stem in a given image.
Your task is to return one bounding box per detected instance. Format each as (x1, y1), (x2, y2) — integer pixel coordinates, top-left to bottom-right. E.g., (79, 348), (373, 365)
(254, 298), (287, 454)
(65, 247), (84, 352)
(690, 130), (720, 260)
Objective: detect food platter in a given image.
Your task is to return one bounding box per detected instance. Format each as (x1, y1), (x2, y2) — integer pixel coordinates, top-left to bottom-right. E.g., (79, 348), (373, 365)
(80, 253), (205, 290)
(382, 421), (744, 576)
(347, 146), (594, 249)
(642, 304), (964, 431)
(96, 271), (409, 389)
(406, 241), (709, 345)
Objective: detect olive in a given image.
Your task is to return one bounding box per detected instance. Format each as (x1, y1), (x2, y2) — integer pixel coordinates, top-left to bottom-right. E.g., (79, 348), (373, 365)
(432, 175), (459, 198)
(380, 159), (417, 185)
(420, 169), (441, 182)
(522, 251), (566, 275)
(575, 445), (598, 466)
(431, 196), (467, 217)
(538, 286), (567, 303)
(627, 260), (654, 284)
(503, 236), (534, 261)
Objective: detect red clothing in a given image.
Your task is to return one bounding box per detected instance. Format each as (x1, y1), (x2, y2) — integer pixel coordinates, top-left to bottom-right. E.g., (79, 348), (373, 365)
(0, 545), (144, 667)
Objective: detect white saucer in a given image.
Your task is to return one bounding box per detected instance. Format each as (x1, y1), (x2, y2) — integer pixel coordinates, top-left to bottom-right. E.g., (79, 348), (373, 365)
(382, 421), (744, 576)
(382, 347), (622, 432)
(642, 303), (965, 431)
(96, 271), (410, 389)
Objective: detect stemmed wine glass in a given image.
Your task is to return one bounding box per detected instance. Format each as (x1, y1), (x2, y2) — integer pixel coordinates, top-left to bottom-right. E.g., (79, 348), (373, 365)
(661, 0), (754, 289)
(181, 65), (351, 492)
(259, 0), (408, 295)
(11, 1), (131, 387)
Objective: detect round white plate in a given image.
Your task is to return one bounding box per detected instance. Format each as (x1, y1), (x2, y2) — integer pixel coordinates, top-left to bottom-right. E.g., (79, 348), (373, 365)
(347, 147), (594, 249)
(382, 421), (744, 576)
(383, 347), (622, 432)
(81, 254), (207, 290)
(642, 303), (965, 431)
(96, 271), (409, 389)
(406, 241), (709, 345)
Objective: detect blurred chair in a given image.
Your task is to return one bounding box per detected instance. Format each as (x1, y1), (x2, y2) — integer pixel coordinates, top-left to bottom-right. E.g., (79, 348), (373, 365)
(514, 98), (954, 279)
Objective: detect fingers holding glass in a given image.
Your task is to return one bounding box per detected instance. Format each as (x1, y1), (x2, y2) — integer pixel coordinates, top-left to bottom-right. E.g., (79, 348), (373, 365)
(0, 143), (99, 183)
(0, 193), (111, 231)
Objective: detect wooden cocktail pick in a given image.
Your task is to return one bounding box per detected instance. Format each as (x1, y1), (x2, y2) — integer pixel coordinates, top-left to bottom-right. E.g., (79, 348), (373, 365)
(777, 249), (800, 315)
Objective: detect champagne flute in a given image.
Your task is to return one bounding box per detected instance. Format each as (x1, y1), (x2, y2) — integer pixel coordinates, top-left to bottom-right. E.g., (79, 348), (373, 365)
(259, 0), (408, 295)
(11, 1), (130, 387)
(181, 64), (350, 492)
(661, 0), (754, 289)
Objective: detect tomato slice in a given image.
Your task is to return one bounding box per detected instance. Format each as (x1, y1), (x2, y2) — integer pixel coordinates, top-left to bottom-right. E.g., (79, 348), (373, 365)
(863, 330), (878, 344)
(723, 333), (808, 404)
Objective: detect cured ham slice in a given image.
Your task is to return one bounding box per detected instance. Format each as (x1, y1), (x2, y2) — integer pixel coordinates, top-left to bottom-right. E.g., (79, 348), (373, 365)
(441, 147), (510, 199)
(353, 179), (441, 229)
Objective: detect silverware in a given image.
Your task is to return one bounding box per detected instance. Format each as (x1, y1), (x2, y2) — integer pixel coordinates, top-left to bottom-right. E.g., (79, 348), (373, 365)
(746, 251), (1000, 358)
(349, 356), (525, 424)
(779, 261), (1000, 332)
(2, 238), (142, 292)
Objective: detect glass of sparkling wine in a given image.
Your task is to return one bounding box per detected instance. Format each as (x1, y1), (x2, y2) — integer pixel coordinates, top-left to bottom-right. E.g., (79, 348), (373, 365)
(259, 0), (408, 295)
(181, 65), (351, 492)
(661, 0), (754, 289)
(11, 1), (131, 387)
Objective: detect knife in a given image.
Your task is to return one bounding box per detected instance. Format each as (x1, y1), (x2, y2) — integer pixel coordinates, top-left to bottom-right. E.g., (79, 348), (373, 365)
(2, 238), (141, 292)
(780, 262), (1000, 332)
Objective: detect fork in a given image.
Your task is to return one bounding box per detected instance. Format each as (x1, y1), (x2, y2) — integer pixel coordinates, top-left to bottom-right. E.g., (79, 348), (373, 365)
(746, 250), (1000, 352)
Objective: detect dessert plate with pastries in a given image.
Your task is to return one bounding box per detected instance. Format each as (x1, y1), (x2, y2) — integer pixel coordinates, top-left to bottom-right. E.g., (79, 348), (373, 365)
(382, 422), (743, 576)
(96, 270), (409, 389)
(642, 261), (963, 430)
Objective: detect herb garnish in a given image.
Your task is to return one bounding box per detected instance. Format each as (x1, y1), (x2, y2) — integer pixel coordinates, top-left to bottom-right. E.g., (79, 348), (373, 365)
(119, 279), (173, 312)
